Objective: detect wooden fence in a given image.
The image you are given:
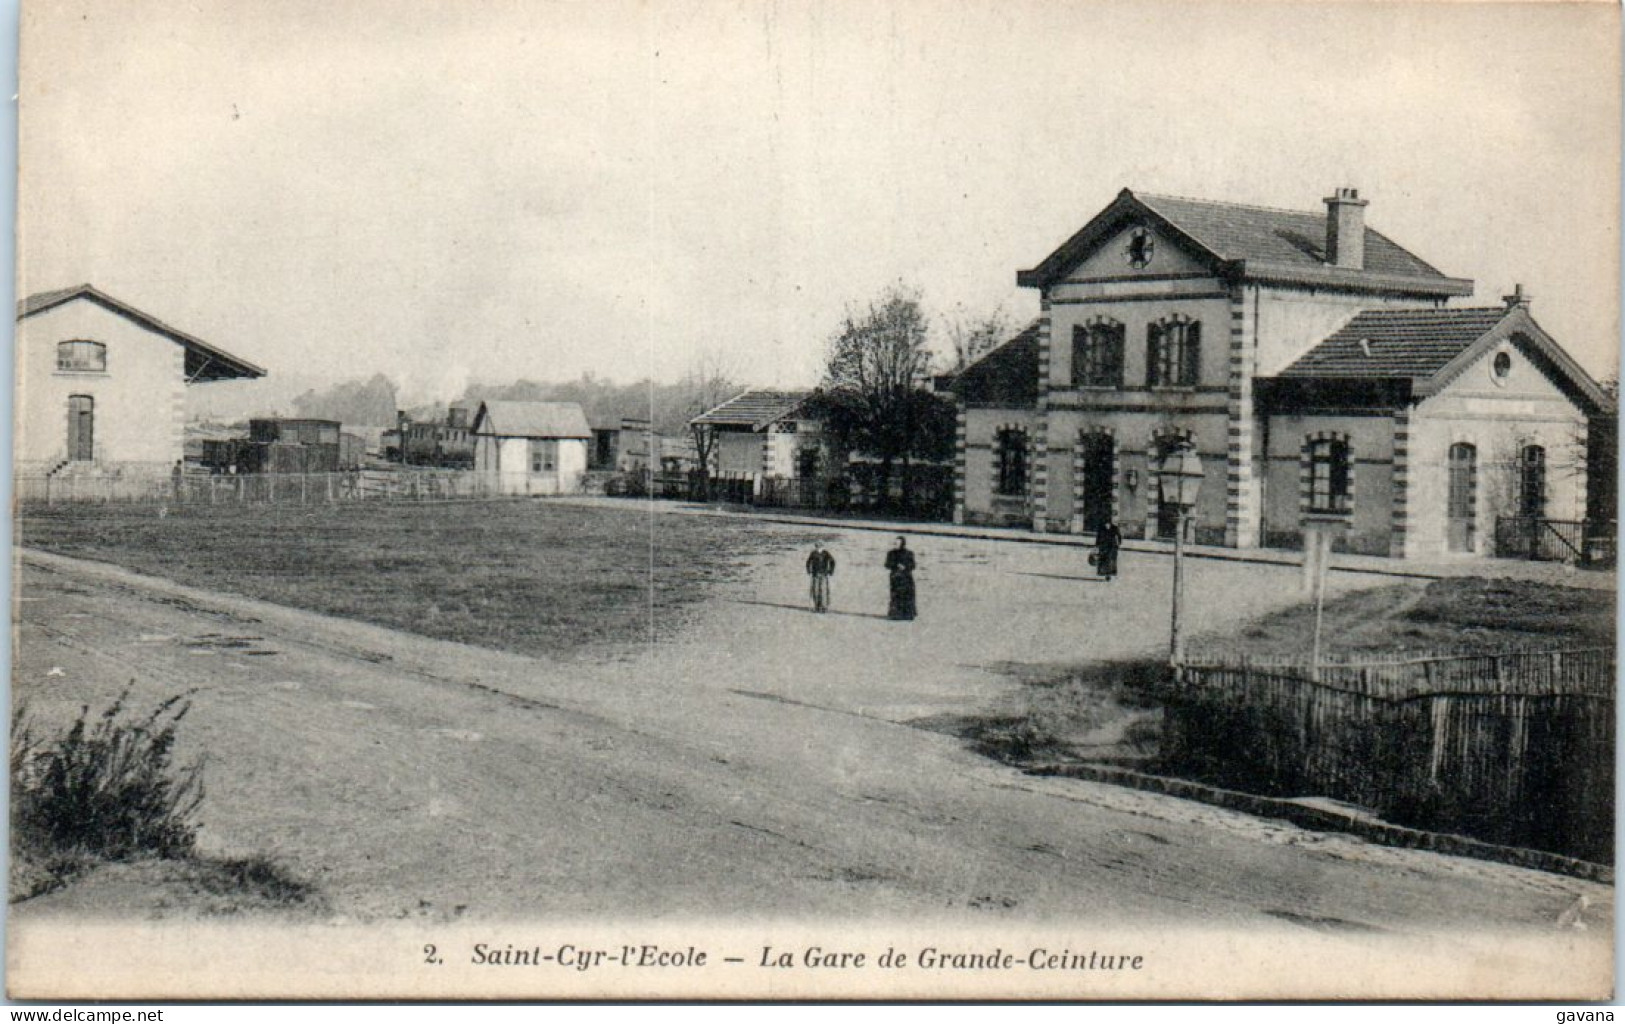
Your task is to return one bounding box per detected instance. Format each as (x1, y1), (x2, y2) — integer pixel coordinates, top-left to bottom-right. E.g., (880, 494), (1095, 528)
(1164, 648), (1615, 863)
(16, 469), (504, 506)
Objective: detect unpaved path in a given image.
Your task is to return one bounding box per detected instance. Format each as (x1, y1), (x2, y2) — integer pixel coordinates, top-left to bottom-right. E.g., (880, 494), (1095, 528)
(10, 530), (1610, 941)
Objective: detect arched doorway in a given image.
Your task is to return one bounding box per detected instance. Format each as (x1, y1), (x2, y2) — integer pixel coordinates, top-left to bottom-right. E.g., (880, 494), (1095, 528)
(1518, 444), (1547, 518)
(1077, 432), (1115, 532)
(1447, 442), (1477, 552)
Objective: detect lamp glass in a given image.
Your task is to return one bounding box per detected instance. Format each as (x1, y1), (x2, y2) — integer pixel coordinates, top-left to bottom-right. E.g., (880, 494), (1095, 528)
(1157, 446), (1204, 508)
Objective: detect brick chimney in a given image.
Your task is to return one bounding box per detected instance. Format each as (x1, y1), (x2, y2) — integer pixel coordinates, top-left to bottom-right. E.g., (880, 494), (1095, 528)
(1323, 187), (1369, 270)
(1502, 283), (1532, 311)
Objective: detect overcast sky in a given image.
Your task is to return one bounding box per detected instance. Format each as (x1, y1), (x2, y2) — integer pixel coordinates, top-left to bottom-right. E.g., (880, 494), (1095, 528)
(18, 0), (1621, 404)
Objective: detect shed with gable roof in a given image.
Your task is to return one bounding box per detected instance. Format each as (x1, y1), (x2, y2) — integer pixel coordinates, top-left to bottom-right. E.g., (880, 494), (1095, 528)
(471, 400), (593, 495)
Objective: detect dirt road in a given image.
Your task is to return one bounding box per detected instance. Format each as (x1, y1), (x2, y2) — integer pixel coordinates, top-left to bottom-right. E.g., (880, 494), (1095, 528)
(12, 523), (1610, 946)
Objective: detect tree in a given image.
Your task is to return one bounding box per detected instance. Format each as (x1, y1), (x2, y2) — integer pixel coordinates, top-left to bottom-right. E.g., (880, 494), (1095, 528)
(292, 373), (399, 427)
(668, 351), (741, 493)
(815, 284), (953, 510)
(942, 305), (1013, 371)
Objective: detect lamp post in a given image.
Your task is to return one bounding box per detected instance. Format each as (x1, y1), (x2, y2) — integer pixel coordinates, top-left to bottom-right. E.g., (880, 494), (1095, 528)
(1156, 441), (1205, 665)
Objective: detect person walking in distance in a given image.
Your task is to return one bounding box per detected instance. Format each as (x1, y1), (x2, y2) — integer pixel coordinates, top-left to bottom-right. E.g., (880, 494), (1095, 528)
(806, 540), (835, 613)
(884, 536), (917, 620)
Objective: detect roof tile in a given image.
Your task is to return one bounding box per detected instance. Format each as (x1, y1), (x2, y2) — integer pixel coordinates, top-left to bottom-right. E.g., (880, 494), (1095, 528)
(1277, 308), (1510, 380)
(474, 400), (593, 439)
(690, 389), (812, 429)
(941, 320), (1041, 407)
(1136, 193), (1445, 278)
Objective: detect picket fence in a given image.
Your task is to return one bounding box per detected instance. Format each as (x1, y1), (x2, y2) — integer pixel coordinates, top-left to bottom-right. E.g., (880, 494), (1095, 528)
(16, 469), (505, 506)
(1165, 647), (1615, 862)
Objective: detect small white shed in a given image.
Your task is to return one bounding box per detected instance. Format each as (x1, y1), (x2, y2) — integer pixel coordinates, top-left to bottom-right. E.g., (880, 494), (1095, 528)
(471, 400), (592, 495)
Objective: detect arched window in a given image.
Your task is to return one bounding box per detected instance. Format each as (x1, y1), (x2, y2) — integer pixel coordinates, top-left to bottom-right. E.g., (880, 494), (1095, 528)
(1147, 317), (1200, 387)
(1071, 319), (1125, 388)
(1447, 443), (1478, 552)
(995, 428), (1028, 497)
(56, 340), (106, 372)
(1307, 437), (1352, 514)
(1519, 444), (1546, 518)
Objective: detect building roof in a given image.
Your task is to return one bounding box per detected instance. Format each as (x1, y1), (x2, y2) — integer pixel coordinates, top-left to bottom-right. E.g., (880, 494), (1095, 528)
(690, 389), (812, 430)
(1274, 304), (1612, 413)
(586, 412), (653, 432)
(18, 283), (267, 382)
(1017, 189), (1473, 297)
(939, 320), (1041, 408)
(471, 400), (592, 439)
(1136, 193), (1444, 278)
(1278, 308), (1510, 380)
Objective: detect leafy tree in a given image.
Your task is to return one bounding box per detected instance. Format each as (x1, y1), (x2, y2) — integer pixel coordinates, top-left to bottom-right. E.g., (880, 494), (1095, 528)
(815, 284), (954, 509)
(291, 373), (399, 427)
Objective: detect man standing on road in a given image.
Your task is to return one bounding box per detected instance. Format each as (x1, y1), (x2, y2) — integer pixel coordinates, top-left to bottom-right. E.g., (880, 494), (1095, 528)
(806, 541), (836, 613)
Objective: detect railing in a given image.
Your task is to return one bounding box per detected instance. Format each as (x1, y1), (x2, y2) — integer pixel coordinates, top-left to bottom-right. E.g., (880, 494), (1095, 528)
(1494, 516), (1615, 565)
(640, 468), (954, 519)
(601, 470), (694, 501)
(15, 469), (508, 506)
(756, 477), (839, 510)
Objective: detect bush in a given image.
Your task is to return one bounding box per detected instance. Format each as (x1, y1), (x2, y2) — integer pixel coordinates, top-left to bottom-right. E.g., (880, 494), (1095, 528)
(12, 689), (205, 862)
(970, 717), (1063, 763)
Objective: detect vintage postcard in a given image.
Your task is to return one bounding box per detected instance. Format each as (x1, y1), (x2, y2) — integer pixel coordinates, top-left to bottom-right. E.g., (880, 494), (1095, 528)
(7, 0), (1618, 1002)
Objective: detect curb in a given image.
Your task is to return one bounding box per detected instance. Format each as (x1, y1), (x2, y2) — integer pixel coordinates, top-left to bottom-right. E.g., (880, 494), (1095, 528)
(1026, 761), (1613, 884)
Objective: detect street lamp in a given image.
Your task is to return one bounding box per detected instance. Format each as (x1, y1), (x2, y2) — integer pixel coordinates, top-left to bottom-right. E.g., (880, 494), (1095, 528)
(1156, 441), (1205, 665)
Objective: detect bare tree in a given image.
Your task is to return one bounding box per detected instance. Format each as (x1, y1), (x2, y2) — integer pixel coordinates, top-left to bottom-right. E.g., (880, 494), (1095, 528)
(670, 350), (741, 492)
(812, 283), (949, 510)
(942, 304), (1014, 371)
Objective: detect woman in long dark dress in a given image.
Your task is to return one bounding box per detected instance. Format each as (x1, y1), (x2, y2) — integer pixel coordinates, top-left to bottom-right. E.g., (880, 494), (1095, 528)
(1094, 518), (1122, 580)
(884, 536), (917, 620)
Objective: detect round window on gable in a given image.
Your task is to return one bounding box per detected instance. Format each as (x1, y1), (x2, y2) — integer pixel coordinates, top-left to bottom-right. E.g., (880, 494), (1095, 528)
(1492, 351), (1513, 384)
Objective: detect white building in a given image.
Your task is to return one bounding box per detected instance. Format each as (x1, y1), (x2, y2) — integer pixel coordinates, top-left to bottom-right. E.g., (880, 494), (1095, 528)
(16, 284), (265, 478)
(689, 389), (831, 501)
(471, 400), (592, 495)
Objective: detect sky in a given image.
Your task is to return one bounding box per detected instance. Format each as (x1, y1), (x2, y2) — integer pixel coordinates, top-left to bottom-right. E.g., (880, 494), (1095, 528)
(16, 0), (1622, 406)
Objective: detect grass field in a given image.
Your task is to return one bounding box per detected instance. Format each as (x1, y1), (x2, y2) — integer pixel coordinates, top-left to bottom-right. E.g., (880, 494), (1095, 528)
(19, 500), (1613, 763)
(1197, 575), (1616, 657)
(18, 501), (823, 658)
